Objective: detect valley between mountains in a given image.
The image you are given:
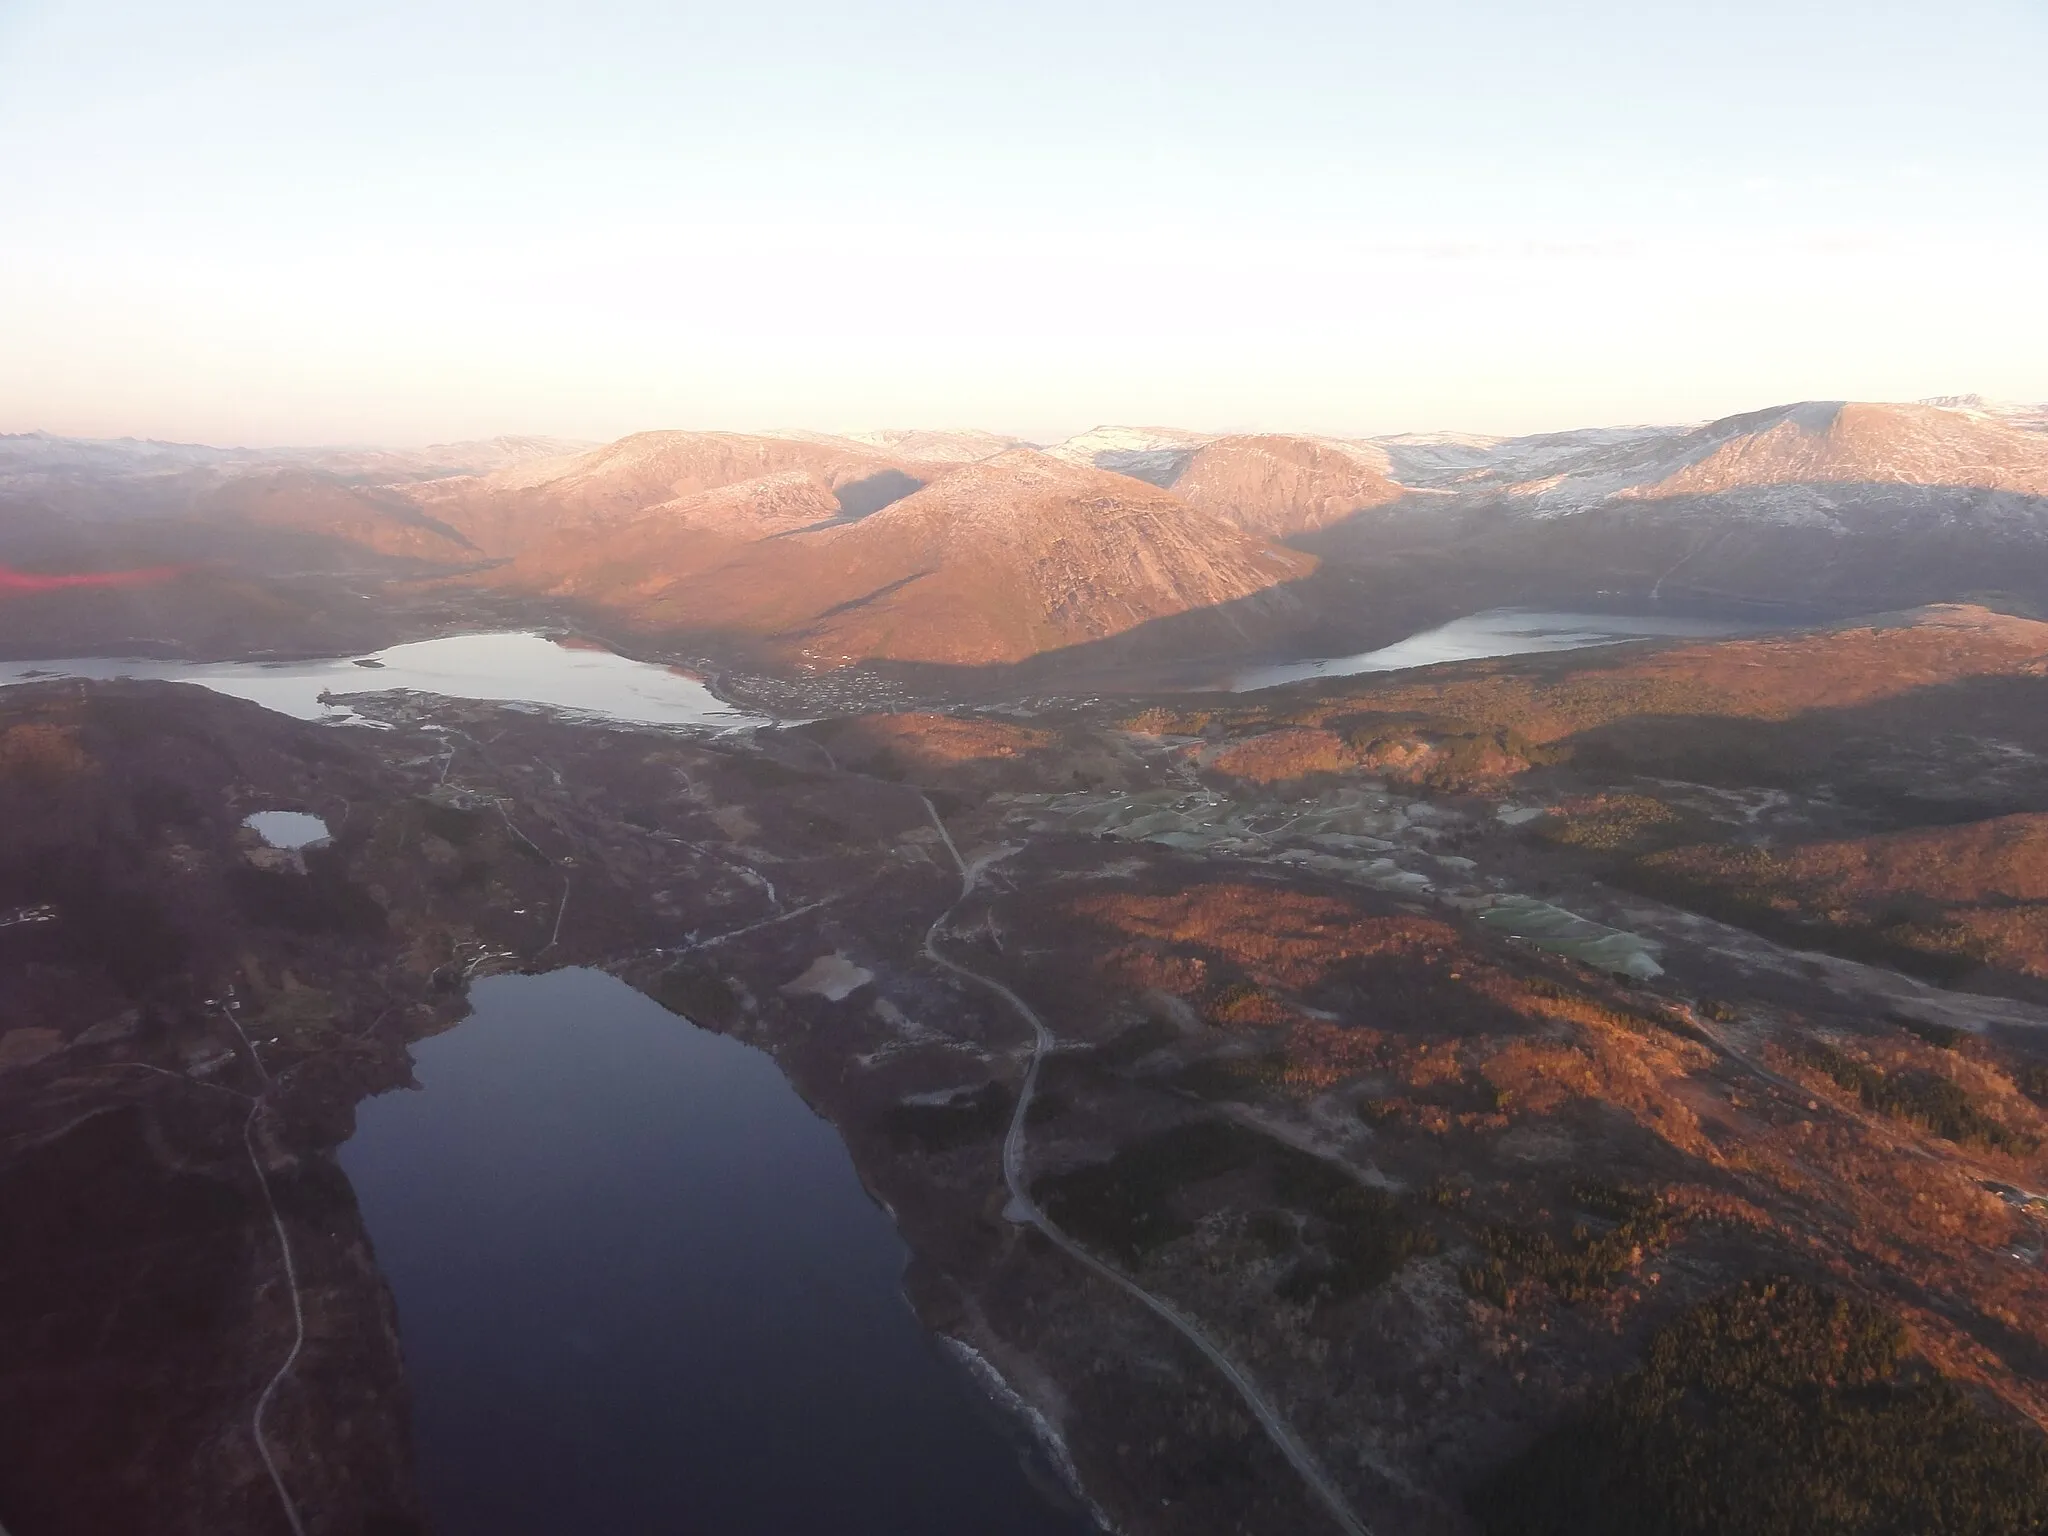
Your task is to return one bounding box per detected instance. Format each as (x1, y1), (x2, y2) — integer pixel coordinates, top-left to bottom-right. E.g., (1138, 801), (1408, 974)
(10, 394), (2048, 682)
(5, 398), (2048, 1536)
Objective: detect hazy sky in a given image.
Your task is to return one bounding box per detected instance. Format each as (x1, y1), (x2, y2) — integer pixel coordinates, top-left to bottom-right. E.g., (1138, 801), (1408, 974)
(3, 0), (2045, 445)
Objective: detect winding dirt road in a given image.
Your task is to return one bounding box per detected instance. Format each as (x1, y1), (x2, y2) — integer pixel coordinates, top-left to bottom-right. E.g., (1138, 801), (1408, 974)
(916, 796), (1372, 1536)
(220, 1006), (310, 1536)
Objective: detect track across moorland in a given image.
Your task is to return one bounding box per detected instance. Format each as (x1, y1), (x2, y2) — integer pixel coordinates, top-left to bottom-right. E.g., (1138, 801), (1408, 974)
(916, 796), (1372, 1536)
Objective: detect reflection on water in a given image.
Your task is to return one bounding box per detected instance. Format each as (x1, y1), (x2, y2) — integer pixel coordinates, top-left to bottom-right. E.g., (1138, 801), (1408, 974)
(1232, 608), (1756, 691)
(340, 968), (1089, 1536)
(0, 631), (762, 730)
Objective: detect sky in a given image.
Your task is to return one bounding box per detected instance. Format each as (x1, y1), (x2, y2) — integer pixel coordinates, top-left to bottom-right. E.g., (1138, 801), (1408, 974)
(2, 0), (2045, 446)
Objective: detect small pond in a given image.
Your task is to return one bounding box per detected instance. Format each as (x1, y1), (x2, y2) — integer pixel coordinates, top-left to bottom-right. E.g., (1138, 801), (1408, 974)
(241, 811), (331, 849)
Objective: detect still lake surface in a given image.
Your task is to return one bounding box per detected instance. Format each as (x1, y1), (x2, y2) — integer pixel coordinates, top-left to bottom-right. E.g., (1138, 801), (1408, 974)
(241, 810), (332, 849)
(0, 631), (760, 730)
(339, 968), (1088, 1536)
(7, 610), (1767, 713)
(1231, 607), (1759, 691)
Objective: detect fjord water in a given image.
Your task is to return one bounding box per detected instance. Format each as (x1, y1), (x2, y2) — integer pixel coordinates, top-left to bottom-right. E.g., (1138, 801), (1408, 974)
(1231, 607), (1756, 691)
(0, 631), (760, 729)
(340, 968), (1086, 1536)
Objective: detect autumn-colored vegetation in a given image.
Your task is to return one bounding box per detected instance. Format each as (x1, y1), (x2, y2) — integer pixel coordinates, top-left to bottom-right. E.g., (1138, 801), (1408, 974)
(1798, 1040), (2038, 1156)
(822, 712), (1057, 772)
(1539, 793), (1695, 853)
(1462, 1181), (1676, 1309)
(1205, 727), (1352, 783)
(1659, 813), (2048, 905)
(1473, 1277), (2048, 1536)
(1202, 720), (1545, 789)
(1147, 608), (2048, 792)
(1068, 884), (1461, 995)
(1000, 842), (2048, 1456)
(0, 721), (91, 789)
(1643, 814), (2048, 981)
(1339, 608), (2048, 745)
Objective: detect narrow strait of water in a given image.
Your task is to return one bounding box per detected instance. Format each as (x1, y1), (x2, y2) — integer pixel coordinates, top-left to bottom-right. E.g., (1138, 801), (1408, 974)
(339, 967), (1088, 1536)
(1231, 607), (1757, 691)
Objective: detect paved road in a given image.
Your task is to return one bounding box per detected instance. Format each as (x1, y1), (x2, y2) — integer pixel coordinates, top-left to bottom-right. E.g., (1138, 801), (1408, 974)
(916, 796), (1372, 1536)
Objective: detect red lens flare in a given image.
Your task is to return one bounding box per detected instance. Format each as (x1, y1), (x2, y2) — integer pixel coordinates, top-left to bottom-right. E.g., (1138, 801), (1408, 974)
(0, 563), (188, 592)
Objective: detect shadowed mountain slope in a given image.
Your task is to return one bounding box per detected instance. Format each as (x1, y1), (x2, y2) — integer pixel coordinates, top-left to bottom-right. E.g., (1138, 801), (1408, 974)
(518, 448), (1318, 667)
(488, 469), (852, 600)
(201, 471), (479, 562)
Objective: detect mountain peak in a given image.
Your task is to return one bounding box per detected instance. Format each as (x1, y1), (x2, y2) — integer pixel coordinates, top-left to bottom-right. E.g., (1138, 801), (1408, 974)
(1633, 399), (2048, 503)
(1167, 433), (1405, 537)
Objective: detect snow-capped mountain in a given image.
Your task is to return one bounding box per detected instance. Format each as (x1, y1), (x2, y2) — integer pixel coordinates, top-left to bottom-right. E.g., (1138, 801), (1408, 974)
(1460, 401), (2048, 526)
(1919, 396), (2048, 434)
(838, 428), (1031, 463)
(1367, 425), (1696, 493)
(1041, 425), (1218, 486)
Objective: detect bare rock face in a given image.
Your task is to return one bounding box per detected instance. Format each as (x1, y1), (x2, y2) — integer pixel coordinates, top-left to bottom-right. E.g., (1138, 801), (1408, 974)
(1168, 434), (1405, 538)
(570, 449), (1319, 667)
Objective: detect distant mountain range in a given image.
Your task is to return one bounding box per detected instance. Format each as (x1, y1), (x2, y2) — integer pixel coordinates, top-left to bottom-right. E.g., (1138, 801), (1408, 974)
(5, 397), (2048, 672)
(1385, 400), (2048, 517)
(478, 445), (1313, 668)
(0, 431), (593, 484)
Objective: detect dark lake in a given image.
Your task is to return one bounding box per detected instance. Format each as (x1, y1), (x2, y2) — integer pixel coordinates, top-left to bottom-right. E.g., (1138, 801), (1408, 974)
(339, 966), (1089, 1536)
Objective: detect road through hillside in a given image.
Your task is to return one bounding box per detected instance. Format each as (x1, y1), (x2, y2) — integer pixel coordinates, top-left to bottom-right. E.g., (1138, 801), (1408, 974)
(915, 796), (1373, 1536)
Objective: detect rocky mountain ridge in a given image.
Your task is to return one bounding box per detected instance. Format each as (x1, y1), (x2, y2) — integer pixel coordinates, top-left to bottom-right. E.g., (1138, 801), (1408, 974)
(500, 447), (1318, 668)
(9, 396), (2048, 674)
